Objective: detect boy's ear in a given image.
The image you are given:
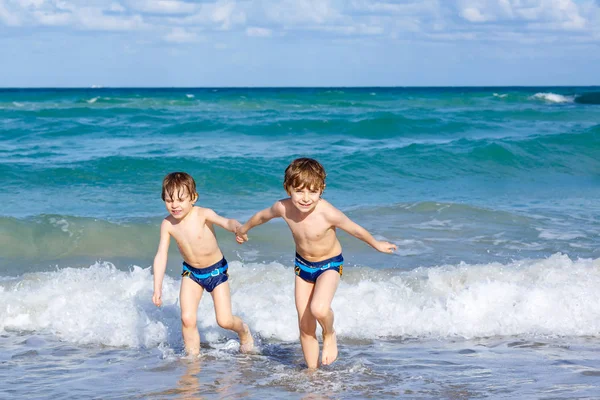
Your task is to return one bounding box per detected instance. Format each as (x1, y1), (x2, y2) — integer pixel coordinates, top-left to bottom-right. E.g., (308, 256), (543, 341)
(192, 193), (198, 203)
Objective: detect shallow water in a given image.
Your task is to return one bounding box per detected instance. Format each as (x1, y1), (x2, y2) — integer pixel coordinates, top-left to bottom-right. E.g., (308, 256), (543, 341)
(3, 333), (600, 399)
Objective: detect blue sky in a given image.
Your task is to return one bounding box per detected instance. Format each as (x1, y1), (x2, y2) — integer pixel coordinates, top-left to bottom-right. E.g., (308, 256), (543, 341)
(0, 0), (599, 87)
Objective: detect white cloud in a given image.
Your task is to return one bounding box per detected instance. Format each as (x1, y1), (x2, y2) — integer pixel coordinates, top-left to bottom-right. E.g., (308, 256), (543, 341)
(0, 0), (598, 44)
(33, 10), (72, 25)
(460, 7), (488, 22)
(246, 26), (271, 37)
(0, 2), (21, 26)
(108, 2), (126, 13)
(454, 0), (588, 29)
(263, 0), (340, 25)
(164, 26), (198, 42)
(76, 8), (146, 31)
(211, 0), (245, 30)
(20, 0), (46, 8)
(125, 0), (196, 15)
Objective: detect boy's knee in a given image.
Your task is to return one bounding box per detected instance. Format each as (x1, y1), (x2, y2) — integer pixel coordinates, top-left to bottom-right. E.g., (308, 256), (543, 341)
(216, 315), (234, 330)
(299, 327), (317, 338)
(310, 303), (331, 320)
(181, 312), (197, 329)
(298, 319), (316, 336)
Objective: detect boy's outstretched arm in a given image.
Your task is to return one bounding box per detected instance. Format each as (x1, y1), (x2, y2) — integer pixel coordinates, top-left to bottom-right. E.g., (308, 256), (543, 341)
(329, 207), (397, 254)
(236, 201), (283, 244)
(204, 208), (241, 233)
(152, 219), (171, 307)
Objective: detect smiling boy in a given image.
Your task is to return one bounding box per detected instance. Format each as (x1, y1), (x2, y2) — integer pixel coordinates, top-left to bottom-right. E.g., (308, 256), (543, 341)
(152, 172), (253, 356)
(236, 158), (396, 368)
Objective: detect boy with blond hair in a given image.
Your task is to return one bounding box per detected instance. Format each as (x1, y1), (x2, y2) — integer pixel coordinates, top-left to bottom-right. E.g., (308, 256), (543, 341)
(152, 172), (253, 356)
(236, 158), (396, 368)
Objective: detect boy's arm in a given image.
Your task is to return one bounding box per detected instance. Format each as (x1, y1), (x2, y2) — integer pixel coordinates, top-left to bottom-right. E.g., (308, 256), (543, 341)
(152, 219), (171, 307)
(236, 201), (284, 243)
(204, 208), (241, 233)
(328, 206), (397, 254)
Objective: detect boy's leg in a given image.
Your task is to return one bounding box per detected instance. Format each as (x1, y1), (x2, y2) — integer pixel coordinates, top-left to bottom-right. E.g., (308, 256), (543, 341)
(180, 277), (204, 356)
(311, 270), (340, 366)
(295, 276), (319, 369)
(211, 281), (254, 353)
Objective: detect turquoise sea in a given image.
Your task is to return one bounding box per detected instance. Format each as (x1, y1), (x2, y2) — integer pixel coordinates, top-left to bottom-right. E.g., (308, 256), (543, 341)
(1, 87), (600, 399)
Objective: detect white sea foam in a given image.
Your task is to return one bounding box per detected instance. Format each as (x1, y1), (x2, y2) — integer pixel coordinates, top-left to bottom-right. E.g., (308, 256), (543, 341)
(1, 254), (599, 350)
(87, 97), (100, 104)
(531, 93), (574, 103)
(410, 219), (463, 231)
(536, 228), (585, 240)
(186, 94), (195, 98)
(48, 217), (73, 237)
(493, 93), (508, 98)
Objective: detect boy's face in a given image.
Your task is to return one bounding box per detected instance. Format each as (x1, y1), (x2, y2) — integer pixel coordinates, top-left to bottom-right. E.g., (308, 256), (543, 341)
(164, 187), (197, 220)
(289, 186), (322, 214)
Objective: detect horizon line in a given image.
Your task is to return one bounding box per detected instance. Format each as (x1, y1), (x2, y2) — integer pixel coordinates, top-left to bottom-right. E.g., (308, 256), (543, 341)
(1, 85), (599, 90)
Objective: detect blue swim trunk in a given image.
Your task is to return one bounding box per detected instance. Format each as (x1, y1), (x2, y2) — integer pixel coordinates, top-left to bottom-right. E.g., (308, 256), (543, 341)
(181, 257), (229, 292)
(294, 253), (343, 283)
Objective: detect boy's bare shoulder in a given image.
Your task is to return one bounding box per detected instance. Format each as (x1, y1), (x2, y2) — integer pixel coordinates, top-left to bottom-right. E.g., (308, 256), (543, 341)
(317, 198), (337, 211)
(275, 198), (291, 213)
(161, 216), (176, 234)
(277, 198), (291, 206)
(317, 199), (343, 219)
(193, 205), (210, 215)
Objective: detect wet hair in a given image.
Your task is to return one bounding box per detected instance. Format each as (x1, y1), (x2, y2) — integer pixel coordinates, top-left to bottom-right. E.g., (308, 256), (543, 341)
(161, 172), (197, 201)
(283, 158), (326, 194)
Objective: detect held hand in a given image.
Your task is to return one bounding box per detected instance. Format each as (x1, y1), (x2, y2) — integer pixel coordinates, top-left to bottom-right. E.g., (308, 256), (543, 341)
(235, 225), (249, 244)
(375, 241), (397, 254)
(230, 219), (242, 233)
(152, 291), (162, 307)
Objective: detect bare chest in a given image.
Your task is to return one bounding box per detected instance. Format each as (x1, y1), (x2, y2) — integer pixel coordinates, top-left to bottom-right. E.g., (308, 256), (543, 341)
(287, 218), (332, 243)
(173, 219), (215, 246)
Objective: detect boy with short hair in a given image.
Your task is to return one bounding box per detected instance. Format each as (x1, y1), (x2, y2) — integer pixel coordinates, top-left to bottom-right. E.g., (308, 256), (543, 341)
(236, 158), (396, 368)
(152, 172), (253, 356)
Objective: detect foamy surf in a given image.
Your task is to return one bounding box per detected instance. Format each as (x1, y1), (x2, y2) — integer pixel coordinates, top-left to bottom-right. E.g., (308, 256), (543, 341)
(2, 254), (599, 350)
(531, 92), (574, 103)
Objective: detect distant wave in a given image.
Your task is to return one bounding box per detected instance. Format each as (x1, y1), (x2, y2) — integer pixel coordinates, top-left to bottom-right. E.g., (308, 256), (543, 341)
(530, 92), (574, 103)
(574, 92), (600, 105)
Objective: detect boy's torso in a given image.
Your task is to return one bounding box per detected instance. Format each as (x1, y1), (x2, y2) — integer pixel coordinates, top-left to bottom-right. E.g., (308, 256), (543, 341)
(280, 199), (342, 262)
(168, 206), (224, 268)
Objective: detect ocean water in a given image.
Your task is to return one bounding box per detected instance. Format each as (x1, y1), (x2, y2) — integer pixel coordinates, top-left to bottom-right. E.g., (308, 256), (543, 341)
(1, 87), (600, 399)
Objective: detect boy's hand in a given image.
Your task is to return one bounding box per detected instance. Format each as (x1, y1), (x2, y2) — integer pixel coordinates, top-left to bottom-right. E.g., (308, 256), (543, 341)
(235, 225), (248, 244)
(375, 241), (397, 254)
(152, 291), (162, 307)
(230, 219), (242, 233)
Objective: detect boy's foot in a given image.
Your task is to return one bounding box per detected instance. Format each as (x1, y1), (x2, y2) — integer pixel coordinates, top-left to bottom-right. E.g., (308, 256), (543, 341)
(239, 323), (254, 353)
(321, 331), (338, 366)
